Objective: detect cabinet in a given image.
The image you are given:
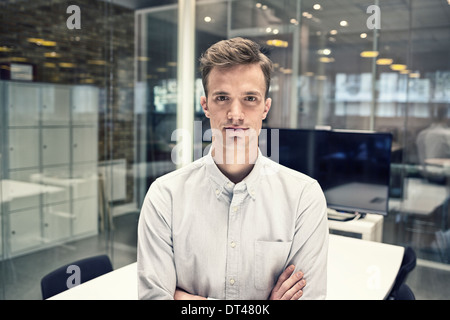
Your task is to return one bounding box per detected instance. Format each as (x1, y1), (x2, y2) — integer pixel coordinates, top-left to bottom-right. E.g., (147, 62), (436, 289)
(0, 81), (99, 258)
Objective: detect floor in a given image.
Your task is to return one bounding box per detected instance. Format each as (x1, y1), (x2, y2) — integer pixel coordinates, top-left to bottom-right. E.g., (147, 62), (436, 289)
(1, 211), (449, 300)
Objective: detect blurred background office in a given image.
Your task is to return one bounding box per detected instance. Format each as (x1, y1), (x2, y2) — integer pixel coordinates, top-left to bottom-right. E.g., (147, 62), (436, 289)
(0, 0), (449, 299)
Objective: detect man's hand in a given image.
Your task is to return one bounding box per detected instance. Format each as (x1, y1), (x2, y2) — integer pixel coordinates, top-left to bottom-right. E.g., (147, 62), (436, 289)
(269, 265), (306, 300)
(174, 287), (207, 300)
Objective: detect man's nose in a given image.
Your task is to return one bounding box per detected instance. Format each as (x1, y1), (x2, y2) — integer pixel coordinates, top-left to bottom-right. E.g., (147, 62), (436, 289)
(227, 100), (244, 122)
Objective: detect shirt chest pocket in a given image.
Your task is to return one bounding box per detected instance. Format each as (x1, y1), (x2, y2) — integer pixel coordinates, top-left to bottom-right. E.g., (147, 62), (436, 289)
(254, 240), (292, 291)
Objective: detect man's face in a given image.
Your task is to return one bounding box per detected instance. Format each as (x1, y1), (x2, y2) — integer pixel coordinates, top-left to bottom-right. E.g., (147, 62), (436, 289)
(200, 63), (271, 164)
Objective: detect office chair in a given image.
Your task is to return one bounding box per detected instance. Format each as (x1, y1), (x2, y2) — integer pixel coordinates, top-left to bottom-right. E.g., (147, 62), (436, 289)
(41, 254), (113, 299)
(388, 246), (416, 300)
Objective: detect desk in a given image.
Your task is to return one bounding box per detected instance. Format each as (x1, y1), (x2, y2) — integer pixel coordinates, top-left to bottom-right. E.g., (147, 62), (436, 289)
(1, 179), (63, 203)
(389, 177), (448, 216)
(328, 213), (384, 242)
(49, 235), (404, 300)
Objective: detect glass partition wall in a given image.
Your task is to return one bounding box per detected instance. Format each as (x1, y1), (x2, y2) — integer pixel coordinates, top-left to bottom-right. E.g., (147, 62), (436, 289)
(0, 0), (138, 299)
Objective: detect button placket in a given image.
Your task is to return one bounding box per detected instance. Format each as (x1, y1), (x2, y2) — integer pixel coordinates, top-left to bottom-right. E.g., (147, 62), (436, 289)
(224, 190), (244, 299)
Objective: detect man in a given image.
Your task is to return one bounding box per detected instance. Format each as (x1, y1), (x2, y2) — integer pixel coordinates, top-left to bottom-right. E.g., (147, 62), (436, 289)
(137, 37), (329, 300)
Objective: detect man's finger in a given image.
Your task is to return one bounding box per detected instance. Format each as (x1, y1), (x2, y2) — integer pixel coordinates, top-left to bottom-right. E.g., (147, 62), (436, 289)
(279, 271), (304, 299)
(283, 278), (306, 300)
(272, 265), (295, 293)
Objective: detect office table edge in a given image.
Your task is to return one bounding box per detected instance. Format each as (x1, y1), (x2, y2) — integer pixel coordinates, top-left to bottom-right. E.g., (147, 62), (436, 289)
(49, 235), (405, 300)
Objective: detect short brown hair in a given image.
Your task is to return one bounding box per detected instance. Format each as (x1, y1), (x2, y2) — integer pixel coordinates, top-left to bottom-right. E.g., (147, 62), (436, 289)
(199, 37), (273, 98)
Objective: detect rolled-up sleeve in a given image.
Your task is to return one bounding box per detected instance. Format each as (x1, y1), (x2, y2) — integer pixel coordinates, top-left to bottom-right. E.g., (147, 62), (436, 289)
(137, 180), (176, 300)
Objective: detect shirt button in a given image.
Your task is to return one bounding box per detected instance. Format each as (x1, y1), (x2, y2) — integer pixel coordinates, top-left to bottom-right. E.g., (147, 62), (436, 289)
(215, 189), (219, 195)
(232, 206), (238, 213)
(230, 241), (236, 248)
(227, 182), (232, 188)
(230, 279), (235, 285)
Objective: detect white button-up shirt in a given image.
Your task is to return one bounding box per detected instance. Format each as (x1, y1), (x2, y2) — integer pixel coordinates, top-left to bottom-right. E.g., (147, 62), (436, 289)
(137, 150), (329, 300)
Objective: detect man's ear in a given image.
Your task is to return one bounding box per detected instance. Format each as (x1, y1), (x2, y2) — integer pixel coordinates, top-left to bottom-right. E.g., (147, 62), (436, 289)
(262, 97), (272, 120)
(201, 96), (210, 118)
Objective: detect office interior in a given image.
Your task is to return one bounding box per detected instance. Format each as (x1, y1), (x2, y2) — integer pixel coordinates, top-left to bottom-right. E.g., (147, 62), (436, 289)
(0, 0), (449, 300)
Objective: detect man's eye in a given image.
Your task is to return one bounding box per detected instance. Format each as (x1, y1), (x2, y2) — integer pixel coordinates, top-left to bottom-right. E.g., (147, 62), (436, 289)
(245, 96), (257, 102)
(216, 96), (228, 101)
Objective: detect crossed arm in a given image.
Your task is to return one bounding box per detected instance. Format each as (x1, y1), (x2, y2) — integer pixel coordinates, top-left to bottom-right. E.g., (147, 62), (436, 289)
(174, 264), (306, 300)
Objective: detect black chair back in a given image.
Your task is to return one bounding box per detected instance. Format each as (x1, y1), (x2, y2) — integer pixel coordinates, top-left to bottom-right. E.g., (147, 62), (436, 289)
(388, 247), (416, 300)
(41, 254), (113, 299)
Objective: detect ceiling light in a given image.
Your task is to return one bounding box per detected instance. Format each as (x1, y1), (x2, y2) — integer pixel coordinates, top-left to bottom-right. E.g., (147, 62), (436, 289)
(409, 72), (420, 78)
(59, 62), (76, 68)
(256, 3), (262, 8)
(376, 58), (393, 65)
(44, 52), (60, 58)
(88, 59), (107, 65)
(322, 48), (331, 55)
(262, 5), (268, 10)
(399, 69), (410, 74)
(266, 27), (272, 33)
(266, 39), (289, 48)
(10, 57), (27, 62)
(27, 38), (45, 44)
(390, 64), (407, 71)
(0, 46), (12, 52)
(360, 51), (379, 58)
(313, 4), (321, 10)
(290, 18), (298, 25)
(41, 40), (56, 47)
(273, 29), (279, 34)
(340, 20), (348, 27)
(360, 33), (367, 39)
(204, 16), (212, 23)
(319, 57), (335, 63)
(330, 30), (338, 35)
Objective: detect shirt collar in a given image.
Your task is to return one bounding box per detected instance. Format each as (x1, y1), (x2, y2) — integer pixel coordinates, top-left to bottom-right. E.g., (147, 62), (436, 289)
(204, 148), (264, 200)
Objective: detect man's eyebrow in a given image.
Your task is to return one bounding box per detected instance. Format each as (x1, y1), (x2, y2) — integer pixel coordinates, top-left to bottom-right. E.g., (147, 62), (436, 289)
(211, 91), (230, 95)
(244, 91), (262, 96)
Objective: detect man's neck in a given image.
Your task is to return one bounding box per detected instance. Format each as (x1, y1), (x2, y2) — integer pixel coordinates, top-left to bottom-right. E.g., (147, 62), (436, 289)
(211, 145), (258, 184)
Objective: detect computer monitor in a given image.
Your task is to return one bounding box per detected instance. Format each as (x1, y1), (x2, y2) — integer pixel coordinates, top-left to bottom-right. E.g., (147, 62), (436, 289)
(260, 128), (392, 215)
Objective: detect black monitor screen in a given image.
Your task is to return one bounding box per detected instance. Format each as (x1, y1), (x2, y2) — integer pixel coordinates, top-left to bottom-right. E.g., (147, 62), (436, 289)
(260, 128), (392, 215)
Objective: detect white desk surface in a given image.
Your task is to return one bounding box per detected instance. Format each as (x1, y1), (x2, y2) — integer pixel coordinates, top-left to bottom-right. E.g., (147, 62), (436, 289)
(50, 234), (404, 300)
(388, 177), (448, 216)
(1, 179), (63, 203)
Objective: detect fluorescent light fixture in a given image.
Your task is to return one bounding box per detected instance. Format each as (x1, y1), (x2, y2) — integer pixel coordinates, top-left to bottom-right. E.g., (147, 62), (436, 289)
(360, 51), (379, 58)
(390, 64), (407, 71)
(59, 62), (76, 68)
(88, 59), (107, 65)
(44, 52), (60, 58)
(266, 39), (289, 48)
(376, 58), (393, 65)
(27, 38), (56, 46)
(10, 57), (27, 62)
(313, 4), (321, 10)
(340, 20), (348, 27)
(319, 57), (335, 63)
(360, 33), (367, 39)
